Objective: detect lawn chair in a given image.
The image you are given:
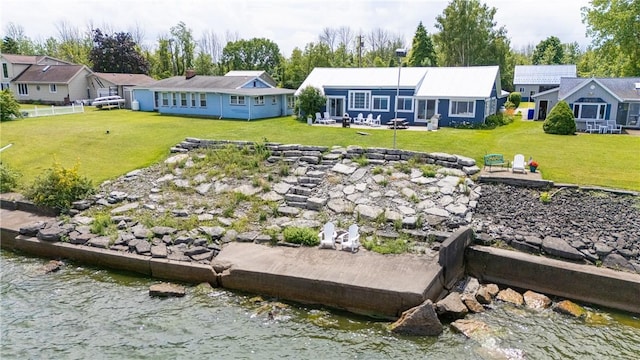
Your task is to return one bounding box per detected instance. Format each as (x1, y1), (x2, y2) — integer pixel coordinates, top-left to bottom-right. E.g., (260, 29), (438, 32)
(323, 112), (336, 124)
(318, 222), (337, 249)
(512, 154), (526, 173)
(606, 120), (622, 134)
(339, 224), (360, 253)
(315, 112), (324, 124)
(353, 113), (365, 125)
(364, 113), (374, 126)
(371, 114), (381, 127)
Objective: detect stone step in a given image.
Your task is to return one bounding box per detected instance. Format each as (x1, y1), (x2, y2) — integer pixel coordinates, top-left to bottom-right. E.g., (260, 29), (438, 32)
(290, 186), (312, 196)
(285, 194), (308, 203)
(286, 201), (307, 209)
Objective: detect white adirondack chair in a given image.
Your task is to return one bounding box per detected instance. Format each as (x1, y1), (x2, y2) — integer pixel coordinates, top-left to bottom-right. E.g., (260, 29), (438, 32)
(353, 113), (365, 125)
(318, 222), (337, 249)
(512, 154), (526, 173)
(364, 113), (374, 126)
(339, 224), (360, 253)
(323, 111), (336, 124)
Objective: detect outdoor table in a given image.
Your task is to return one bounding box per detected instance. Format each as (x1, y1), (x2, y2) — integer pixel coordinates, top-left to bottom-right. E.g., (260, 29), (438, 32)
(388, 118), (408, 129)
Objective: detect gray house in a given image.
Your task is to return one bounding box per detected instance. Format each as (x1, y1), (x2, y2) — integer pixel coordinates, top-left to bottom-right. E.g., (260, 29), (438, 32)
(514, 65), (577, 102)
(533, 77), (640, 130)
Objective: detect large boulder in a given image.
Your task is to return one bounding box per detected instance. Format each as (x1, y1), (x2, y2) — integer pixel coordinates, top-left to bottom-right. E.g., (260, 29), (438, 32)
(496, 288), (524, 306)
(523, 290), (552, 310)
(388, 300), (443, 336)
(436, 292), (469, 319)
(554, 300), (586, 318)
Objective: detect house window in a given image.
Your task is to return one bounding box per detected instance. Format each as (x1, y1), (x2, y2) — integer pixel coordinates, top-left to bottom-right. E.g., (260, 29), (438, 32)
(573, 103), (607, 119)
(0, 83), (9, 90)
(519, 87), (525, 93)
(396, 96), (413, 112)
(254, 96), (265, 105)
(372, 96), (389, 111)
(172, 93), (177, 106)
(199, 93), (206, 107)
(49, 84), (57, 93)
(348, 90), (370, 111)
(272, 96), (277, 105)
(2, 63), (8, 78)
(190, 93), (196, 107)
(287, 95), (294, 109)
(230, 95), (245, 105)
(17, 83), (28, 96)
(161, 92), (169, 106)
(416, 99), (437, 121)
(450, 100), (475, 117)
(180, 93), (187, 106)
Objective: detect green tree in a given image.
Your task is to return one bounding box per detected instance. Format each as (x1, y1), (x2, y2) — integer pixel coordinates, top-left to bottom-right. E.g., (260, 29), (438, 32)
(532, 36), (564, 64)
(543, 101), (576, 135)
(282, 47), (307, 89)
(407, 21), (437, 66)
(89, 29), (149, 74)
(222, 38), (282, 76)
(170, 21), (196, 76)
(193, 52), (216, 75)
(295, 86), (326, 120)
(1, 36), (19, 54)
(582, 0), (640, 76)
(508, 92), (521, 108)
(434, 0), (508, 67)
(0, 89), (21, 121)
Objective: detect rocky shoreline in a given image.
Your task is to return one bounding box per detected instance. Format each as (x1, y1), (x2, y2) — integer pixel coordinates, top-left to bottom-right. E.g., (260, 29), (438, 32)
(14, 138), (640, 276)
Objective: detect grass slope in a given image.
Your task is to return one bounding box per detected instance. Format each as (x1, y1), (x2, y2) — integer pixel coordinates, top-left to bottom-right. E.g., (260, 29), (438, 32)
(1, 108), (638, 191)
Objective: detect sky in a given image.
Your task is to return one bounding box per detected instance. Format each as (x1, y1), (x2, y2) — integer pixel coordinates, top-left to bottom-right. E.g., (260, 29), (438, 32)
(2, 0), (593, 56)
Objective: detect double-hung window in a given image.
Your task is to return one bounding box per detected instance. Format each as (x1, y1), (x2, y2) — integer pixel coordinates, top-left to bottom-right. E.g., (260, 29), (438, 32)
(199, 93), (207, 107)
(161, 92), (169, 106)
(348, 90), (371, 111)
(190, 93), (197, 107)
(287, 95), (294, 109)
(272, 96), (277, 105)
(396, 96), (413, 112)
(230, 95), (245, 105)
(254, 96), (264, 105)
(49, 84), (57, 93)
(180, 93), (187, 106)
(449, 100), (475, 117)
(172, 93), (177, 106)
(372, 96), (389, 111)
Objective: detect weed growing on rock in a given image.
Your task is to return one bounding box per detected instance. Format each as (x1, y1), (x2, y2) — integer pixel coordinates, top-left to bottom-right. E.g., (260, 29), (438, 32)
(421, 165), (438, 177)
(372, 166), (384, 175)
(394, 162), (411, 174)
(540, 192), (552, 204)
(25, 160), (94, 212)
(364, 236), (410, 254)
(353, 155), (369, 167)
(283, 226), (319, 246)
(91, 213), (114, 236)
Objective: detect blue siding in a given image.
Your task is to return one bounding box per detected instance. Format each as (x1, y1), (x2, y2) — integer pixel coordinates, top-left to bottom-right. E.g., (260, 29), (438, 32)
(438, 99), (485, 127)
(324, 87), (416, 124)
(240, 78), (270, 89)
(133, 89), (155, 111)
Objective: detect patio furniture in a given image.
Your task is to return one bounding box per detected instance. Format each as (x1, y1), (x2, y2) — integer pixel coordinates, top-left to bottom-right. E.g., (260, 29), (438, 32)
(322, 112), (336, 124)
(512, 154), (526, 173)
(338, 224), (360, 253)
(606, 120), (623, 134)
(353, 113), (365, 125)
(371, 114), (381, 127)
(483, 154), (509, 172)
(318, 222), (337, 249)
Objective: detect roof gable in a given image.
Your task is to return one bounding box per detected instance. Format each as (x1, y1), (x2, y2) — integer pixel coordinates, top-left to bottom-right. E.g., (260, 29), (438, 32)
(0, 54), (73, 65)
(514, 65), (577, 85)
(559, 77), (640, 102)
(225, 70), (276, 87)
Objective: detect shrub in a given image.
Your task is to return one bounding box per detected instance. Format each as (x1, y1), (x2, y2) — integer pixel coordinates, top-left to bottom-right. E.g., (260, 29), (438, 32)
(508, 92), (522, 108)
(485, 113), (513, 128)
(296, 86), (326, 120)
(0, 89), (22, 121)
(283, 226), (319, 246)
(353, 155), (369, 167)
(543, 101), (576, 135)
(24, 161), (94, 212)
(504, 100), (516, 110)
(0, 163), (21, 193)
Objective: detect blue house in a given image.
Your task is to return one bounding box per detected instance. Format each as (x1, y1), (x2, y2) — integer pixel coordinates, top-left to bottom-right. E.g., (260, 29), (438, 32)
(533, 77), (640, 130)
(132, 70), (295, 120)
(295, 66), (504, 127)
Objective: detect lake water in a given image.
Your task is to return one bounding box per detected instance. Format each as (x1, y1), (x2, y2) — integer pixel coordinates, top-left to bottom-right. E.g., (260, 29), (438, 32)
(2, 250), (639, 359)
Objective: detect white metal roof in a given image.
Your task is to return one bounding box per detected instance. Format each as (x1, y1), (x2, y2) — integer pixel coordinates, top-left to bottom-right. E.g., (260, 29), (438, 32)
(414, 66), (500, 98)
(513, 65), (577, 85)
(294, 67), (430, 96)
(296, 66), (499, 98)
(225, 70), (265, 77)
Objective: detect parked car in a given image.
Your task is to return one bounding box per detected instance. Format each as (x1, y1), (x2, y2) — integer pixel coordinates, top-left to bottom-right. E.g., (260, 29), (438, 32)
(92, 95), (125, 109)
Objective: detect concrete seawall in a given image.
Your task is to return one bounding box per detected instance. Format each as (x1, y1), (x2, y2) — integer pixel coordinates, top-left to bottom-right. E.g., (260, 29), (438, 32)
(466, 246), (640, 314)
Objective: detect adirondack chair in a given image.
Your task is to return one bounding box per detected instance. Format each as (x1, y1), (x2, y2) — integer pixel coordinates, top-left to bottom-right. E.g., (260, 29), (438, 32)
(364, 113), (374, 126)
(318, 222), (337, 249)
(371, 114), (381, 127)
(353, 113), (365, 125)
(323, 111), (336, 124)
(315, 112), (323, 124)
(339, 224), (360, 253)
(512, 154), (526, 173)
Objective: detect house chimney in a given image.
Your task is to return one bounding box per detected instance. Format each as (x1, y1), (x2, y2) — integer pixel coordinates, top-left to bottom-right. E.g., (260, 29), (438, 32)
(185, 69), (196, 80)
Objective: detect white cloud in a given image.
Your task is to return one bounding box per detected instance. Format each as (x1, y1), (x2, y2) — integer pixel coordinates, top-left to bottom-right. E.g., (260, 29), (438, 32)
(1, 0), (592, 56)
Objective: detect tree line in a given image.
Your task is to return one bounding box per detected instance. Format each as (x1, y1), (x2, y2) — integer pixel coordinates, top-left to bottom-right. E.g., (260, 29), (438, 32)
(1, 0), (637, 92)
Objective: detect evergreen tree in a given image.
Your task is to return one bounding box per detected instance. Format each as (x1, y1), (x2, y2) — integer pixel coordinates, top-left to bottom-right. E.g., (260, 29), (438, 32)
(407, 22), (437, 67)
(543, 101), (576, 135)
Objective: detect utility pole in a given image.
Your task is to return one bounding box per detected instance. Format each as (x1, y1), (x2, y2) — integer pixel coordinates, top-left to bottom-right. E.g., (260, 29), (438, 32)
(357, 35), (364, 68)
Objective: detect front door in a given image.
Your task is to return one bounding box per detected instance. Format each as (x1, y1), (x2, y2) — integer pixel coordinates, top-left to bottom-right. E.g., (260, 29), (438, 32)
(328, 97), (345, 118)
(538, 100), (548, 120)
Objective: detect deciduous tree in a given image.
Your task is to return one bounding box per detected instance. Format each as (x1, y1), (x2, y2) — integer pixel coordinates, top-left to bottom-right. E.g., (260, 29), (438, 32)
(295, 86), (326, 120)
(89, 29), (149, 74)
(532, 36), (564, 64)
(221, 38), (282, 76)
(0, 89), (21, 121)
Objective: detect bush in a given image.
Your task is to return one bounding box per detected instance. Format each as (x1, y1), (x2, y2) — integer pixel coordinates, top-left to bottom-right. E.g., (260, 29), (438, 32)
(504, 100), (516, 110)
(283, 226), (319, 246)
(508, 92), (522, 108)
(0, 89), (22, 121)
(485, 113), (514, 128)
(295, 86), (326, 120)
(24, 161), (94, 212)
(543, 101), (576, 135)
(0, 163), (21, 193)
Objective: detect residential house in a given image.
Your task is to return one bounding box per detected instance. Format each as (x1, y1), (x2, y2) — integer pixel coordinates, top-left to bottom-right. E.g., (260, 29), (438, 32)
(533, 77), (640, 130)
(10, 64), (93, 105)
(132, 70), (295, 120)
(513, 65), (577, 102)
(295, 66), (504, 127)
(88, 72), (156, 108)
(1, 53), (73, 91)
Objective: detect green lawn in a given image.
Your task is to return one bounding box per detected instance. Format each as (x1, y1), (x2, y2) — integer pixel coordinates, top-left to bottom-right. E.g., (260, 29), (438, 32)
(1, 108), (639, 191)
